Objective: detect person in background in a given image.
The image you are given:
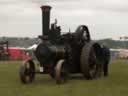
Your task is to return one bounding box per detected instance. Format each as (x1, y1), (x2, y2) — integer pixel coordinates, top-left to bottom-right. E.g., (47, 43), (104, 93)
(101, 45), (111, 76)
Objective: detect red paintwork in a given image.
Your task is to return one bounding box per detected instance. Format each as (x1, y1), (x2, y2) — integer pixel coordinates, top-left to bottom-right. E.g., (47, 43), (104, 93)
(4, 47), (31, 60)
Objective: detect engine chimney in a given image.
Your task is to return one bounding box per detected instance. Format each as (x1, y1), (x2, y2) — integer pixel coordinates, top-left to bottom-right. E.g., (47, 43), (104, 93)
(40, 5), (51, 36)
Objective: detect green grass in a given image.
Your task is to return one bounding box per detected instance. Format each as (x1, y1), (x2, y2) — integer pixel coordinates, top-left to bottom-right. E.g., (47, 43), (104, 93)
(0, 60), (128, 96)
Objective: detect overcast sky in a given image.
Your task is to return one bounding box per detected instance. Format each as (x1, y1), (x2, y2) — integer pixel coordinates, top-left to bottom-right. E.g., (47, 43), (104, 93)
(0, 0), (128, 39)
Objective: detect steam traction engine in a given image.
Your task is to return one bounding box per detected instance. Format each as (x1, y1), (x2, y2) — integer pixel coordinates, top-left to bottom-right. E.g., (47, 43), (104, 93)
(19, 5), (105, 84)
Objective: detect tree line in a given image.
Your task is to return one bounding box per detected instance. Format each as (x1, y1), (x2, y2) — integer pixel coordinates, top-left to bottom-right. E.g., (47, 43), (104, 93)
(0, 37), (128, 48)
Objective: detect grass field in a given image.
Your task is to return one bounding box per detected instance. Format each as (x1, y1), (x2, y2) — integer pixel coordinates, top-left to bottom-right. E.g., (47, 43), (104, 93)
(0, 60), (128, 96)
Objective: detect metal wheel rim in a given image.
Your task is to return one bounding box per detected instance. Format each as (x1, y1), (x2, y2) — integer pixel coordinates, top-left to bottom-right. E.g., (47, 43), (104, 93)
(55, 59), (66, 84)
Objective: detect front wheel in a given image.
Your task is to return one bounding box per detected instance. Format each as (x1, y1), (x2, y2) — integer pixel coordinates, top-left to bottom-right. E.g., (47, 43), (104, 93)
(55, 59), (68, 84)
(19, 59), (35, 84)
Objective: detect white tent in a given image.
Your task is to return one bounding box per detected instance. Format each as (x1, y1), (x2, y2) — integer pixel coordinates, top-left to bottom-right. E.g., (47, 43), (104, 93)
(27, 44), (38, 50)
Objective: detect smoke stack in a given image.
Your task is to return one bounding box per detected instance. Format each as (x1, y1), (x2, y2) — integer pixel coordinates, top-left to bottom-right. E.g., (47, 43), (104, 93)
(40, 5), (51, 36)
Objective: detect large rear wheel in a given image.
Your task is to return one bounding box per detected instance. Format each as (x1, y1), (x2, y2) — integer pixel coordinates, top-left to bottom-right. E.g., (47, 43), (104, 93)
(80, 41), (103, 79)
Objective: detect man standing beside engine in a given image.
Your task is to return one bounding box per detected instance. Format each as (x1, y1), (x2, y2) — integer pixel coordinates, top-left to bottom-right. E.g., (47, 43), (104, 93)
(101, 45), (111, 77)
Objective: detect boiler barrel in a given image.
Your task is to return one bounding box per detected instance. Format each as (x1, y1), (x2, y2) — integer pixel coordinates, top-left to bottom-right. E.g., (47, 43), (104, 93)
(35, 44), (65, 65)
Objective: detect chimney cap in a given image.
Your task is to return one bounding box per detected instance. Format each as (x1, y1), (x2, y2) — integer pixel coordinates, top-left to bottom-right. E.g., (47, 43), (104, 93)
(40, 5), (51, 11)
